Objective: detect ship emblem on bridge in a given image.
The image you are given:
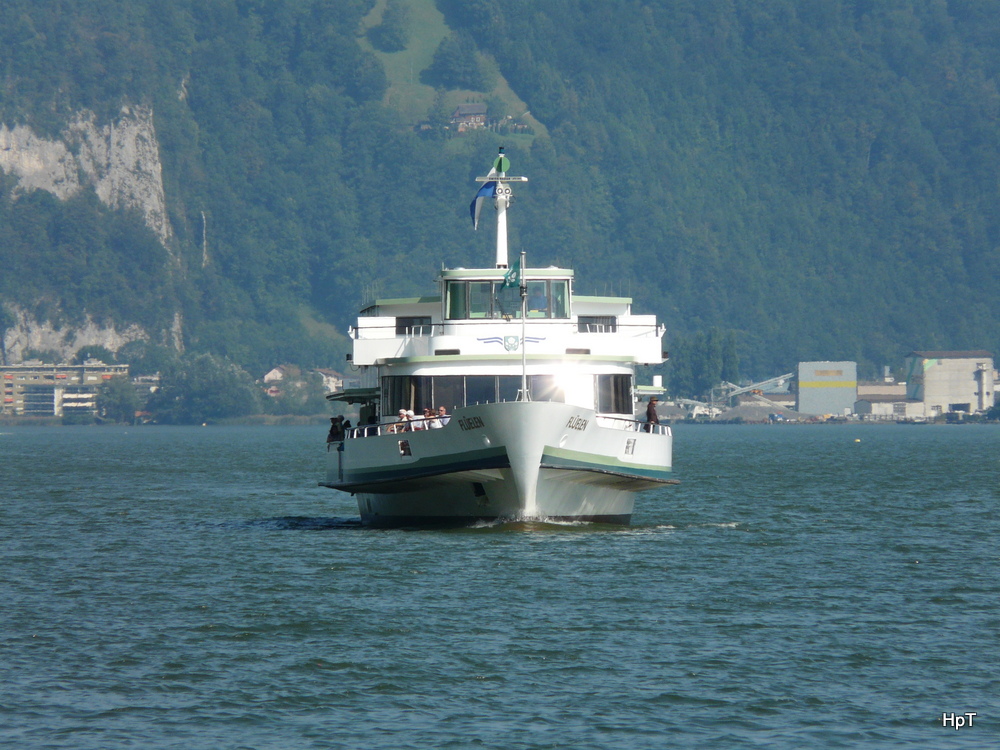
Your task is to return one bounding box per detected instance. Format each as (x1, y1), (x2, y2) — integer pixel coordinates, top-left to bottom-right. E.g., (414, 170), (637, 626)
(477, 335), (546, 352)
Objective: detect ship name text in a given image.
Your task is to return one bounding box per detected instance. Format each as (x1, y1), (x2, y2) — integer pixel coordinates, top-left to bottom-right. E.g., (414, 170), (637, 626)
(566, 416), (589, 431)
(458, 416), (485, 431)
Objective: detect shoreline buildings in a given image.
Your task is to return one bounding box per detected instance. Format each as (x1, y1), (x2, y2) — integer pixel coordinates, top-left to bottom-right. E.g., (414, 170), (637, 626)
(1, 360), (128, 417)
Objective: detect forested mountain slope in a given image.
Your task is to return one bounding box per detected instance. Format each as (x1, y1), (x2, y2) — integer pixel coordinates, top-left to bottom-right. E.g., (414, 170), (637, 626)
(1, 0), (998, 391)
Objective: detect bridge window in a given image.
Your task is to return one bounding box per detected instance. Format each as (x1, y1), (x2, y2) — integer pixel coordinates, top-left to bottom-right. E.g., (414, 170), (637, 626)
(445, 279), (571, 320)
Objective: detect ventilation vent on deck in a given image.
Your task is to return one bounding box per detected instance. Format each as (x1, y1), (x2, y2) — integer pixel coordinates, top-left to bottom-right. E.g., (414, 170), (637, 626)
(435, 349), (461, 356)
(566, 348), (591, 355)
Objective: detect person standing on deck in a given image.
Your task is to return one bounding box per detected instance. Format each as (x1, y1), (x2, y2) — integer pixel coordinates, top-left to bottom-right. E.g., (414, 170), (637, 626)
(327, 416), (344, 443)
(644, 397), (659, 433)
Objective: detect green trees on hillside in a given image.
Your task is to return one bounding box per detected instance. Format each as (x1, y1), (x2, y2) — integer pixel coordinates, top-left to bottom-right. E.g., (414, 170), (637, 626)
(98, 376), (141, 424)
(146, 353), (261, 424)
(0, 177), (174, 331)
(667, 329), (740, 400)
(1, 1), (999, 385)
(440, 0), (1000, 376)
(423, 31), (493, 91)
(369, 0), (411, 53)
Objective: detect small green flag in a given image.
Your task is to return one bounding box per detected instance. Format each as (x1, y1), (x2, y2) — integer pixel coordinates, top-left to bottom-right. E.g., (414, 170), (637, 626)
(501, 257), (521, 290)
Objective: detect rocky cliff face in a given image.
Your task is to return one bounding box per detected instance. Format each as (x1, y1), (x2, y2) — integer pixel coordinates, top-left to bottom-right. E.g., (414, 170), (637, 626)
(1, 306), (147, 365)
(0, 105), (173, 247)
(0, 106), (179, 362)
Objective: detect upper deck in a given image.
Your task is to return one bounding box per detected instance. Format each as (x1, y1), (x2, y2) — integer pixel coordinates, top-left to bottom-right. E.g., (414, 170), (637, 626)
(350, 266), (665, 368)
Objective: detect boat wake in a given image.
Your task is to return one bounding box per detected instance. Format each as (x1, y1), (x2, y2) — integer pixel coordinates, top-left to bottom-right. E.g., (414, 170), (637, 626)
(460, 516), (627, 532)
(229, 516), (365, 531)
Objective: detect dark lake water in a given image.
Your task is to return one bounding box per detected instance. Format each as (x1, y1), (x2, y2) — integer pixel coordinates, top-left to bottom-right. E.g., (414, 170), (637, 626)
(2, 423), (998, 748)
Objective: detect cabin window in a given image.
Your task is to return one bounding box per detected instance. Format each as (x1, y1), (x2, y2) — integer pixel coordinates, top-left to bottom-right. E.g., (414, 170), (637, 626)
(381, 373), (566, 414)
(396, 316), (432, 335)
(529, 375), (564, 403)
(498, 375), (521, 402)
(579, 315), (617, 333)
(597, 374), (632, 414)
(433, 376), (464, 412)
(465, 375), (495, 405)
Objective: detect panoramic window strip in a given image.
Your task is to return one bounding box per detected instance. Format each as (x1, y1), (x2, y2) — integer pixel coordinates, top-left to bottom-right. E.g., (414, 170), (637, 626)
(381, 373), (633, 415)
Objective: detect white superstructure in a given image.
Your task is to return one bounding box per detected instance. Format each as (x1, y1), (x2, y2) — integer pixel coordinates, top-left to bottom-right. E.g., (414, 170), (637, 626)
(322, 149), (674, 526)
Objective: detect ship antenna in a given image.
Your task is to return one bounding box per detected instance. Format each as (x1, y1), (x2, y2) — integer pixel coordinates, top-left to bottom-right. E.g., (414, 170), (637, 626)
(471, 146), (528, 268)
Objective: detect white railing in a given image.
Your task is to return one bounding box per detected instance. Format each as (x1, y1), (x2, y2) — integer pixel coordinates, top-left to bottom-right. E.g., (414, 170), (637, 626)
(595, 415), (671, 435)
(330, 415), (670, 446)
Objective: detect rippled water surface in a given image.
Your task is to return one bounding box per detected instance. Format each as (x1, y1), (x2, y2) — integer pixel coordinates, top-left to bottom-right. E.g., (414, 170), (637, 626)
(3, 424), (999, 748)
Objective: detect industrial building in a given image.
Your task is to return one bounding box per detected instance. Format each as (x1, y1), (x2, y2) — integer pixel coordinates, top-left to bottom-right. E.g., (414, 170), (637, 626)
(854, 396), (925, 420)
(1, 360), (129, 417)
(904, 351), (995, 417)
(795, 361), (858, 416)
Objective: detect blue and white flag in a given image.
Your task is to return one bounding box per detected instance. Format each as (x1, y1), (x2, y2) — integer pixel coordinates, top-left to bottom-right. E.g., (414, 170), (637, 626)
(469, 180), (497, 230)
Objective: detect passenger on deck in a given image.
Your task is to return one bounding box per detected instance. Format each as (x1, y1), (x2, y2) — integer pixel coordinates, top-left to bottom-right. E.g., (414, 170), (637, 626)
(644, 397), (659, 433)
(437, 406), (451, 426)
(408, 409), (423, 430)
(326, 416), (344, 442)
(424, 407), (442, 429)
(390, 409), (409, 433)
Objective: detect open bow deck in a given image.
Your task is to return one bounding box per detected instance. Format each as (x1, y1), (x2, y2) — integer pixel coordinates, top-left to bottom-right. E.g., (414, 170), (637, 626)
(321, 149), (674, 526)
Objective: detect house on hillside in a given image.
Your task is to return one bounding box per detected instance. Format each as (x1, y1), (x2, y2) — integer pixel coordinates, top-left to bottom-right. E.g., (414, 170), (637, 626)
(263, 365), (299, 384)
(314, 369), (343, 393)
(451, 103), (487, 132)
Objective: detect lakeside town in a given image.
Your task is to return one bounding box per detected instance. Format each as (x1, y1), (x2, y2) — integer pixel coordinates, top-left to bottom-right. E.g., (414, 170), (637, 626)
(2, 349), (997, 425)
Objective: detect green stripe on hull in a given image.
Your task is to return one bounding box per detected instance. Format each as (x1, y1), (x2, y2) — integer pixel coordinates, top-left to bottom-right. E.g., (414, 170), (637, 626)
(541, 445), (674, 483)
(337, 446), (509, 486)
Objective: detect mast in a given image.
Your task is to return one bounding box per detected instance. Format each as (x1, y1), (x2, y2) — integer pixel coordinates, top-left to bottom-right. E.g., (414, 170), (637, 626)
(472, 149), (531, 400)
(473, 147), (528, 268)
(519, 249), (528, 401)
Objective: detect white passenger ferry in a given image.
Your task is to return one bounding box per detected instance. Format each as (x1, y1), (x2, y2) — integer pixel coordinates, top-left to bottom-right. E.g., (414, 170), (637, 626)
(322, 149), (674, 526)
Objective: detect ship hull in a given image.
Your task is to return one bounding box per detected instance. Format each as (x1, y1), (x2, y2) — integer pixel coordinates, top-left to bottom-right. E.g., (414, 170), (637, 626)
(322, 401), (673, 527)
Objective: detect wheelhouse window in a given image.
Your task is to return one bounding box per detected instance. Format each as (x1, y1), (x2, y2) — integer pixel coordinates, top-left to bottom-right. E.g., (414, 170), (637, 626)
(550, 280), (569, 318)
(446, 282), (467, 319)
(445, 278), (571, 320)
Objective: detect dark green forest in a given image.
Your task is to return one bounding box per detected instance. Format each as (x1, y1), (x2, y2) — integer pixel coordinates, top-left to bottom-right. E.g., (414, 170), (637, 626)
(1, 0), (999, 395)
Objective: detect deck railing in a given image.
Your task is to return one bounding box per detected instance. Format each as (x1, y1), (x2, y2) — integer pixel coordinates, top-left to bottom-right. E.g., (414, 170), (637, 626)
(350, 322), (660, 339)
(594, 415), (672, 436)
(331, 414), (670, 444)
